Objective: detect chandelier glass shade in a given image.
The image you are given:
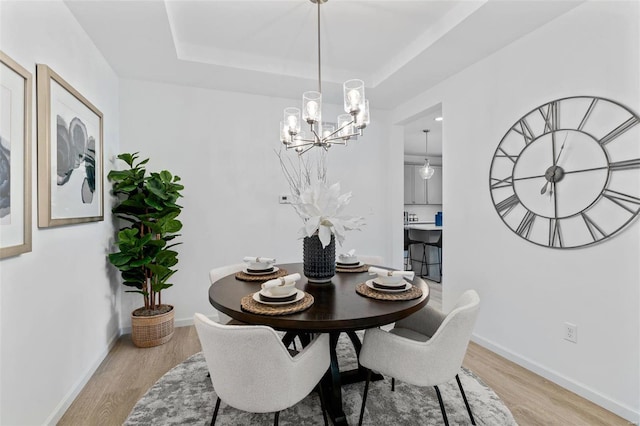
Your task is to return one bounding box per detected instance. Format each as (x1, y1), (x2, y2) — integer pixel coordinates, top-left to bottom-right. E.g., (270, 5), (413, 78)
(419, 129), (435, 180)
(280, 0), (370, 155)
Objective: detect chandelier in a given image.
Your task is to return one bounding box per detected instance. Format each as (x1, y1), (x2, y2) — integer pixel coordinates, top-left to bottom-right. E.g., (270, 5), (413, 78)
(280, 0), (370, 155)
(419, 129), (435, 179)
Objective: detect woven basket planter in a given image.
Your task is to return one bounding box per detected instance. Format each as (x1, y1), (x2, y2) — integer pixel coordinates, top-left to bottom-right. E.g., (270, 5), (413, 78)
(131, 305), (175, 348)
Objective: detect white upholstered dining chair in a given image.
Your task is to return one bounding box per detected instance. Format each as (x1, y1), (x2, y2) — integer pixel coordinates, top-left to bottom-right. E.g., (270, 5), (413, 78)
(194, 313), (330, 426)
(357, 290), (480, 426)
(208, 263), (246, 324)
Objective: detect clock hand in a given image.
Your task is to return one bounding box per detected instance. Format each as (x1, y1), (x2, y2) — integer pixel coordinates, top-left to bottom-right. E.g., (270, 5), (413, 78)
(541, 132), (571, 195)
(540, 181), (549, 195)
(553, 132), (569, 166)
(552, 182), (558, 217)
(517, 164), (612, 183)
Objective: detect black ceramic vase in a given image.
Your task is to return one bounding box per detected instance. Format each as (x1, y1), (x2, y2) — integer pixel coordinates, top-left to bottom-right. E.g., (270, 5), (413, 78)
(303, 234), (336, 283)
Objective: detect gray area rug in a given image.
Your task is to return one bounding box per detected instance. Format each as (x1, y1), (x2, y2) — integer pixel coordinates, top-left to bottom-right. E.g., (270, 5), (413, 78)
(126, 333), (517, 425)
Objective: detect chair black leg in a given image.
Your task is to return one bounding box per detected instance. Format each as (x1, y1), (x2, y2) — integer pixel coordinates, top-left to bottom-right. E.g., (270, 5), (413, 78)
(456, 374), (476, 425)
(317, 384), (328, 426)
(358, 369), (372, 426)
(391, 377), (395, 391)
(421, 244), (428, 277)
(274, 411), (280, 426)
(434, 386), (449, 426)
(210, 397), (221, 426)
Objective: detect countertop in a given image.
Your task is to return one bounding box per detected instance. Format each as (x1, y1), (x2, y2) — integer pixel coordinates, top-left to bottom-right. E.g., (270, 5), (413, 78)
(405, 223), (443, 230)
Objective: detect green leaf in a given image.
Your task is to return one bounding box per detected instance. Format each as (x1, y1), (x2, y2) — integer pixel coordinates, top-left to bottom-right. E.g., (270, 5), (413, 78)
(107, 170), (130, 181)
(108, 252), (132, 266)
(115, 184), (138, 193)
(160, 170), (172, 182)
(164, 219), (182, 233)
(117, 152), (136, 166)
(130, 256), (153, 267)
(147, 179), (169, 200)
(144, 197), (164, 210)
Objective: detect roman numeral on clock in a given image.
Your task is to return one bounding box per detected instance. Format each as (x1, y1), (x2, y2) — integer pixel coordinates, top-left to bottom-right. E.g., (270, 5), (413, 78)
(609, 158), (640, 171)
(512, 119), (535, 145)
(539, 101), (558, 133)
(599, 116), (639, 146)
(490, 175), (513, 189)
(602, 189), (640, 214)
(516, 211), (536, 238)
(577, 98), (597, 131)
(581, 212), (607, 242)
(549, 219), (563, 248)
(495, 147), (518, 164)
(495, 194), (519, 217)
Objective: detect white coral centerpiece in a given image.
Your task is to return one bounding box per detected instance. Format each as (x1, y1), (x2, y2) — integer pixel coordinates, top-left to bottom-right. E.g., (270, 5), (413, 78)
(294, 181), (365, 248)
(277, 149), (365, 248)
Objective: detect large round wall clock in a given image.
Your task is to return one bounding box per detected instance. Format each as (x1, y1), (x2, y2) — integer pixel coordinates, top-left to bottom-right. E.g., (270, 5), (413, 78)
(489, 96), (640, 248)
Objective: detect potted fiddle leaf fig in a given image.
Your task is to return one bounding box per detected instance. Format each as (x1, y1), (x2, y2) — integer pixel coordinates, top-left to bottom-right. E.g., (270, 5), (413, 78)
(107, 152), (184, 348)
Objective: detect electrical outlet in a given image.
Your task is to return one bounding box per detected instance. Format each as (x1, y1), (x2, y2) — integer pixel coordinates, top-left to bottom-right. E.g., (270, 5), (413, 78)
(279, 194), (291, 204)
(564, 322), (577, 343)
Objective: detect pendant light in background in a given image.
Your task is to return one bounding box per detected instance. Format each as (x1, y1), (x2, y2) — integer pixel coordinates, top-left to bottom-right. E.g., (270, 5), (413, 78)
(419, 129), (435, 179)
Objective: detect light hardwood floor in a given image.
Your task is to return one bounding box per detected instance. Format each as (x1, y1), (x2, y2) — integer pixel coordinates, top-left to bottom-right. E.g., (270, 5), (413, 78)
(59, 284), (632, 426)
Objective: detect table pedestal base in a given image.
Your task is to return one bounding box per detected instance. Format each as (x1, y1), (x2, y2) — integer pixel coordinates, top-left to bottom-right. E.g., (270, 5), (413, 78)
(286, 331), (383, 426)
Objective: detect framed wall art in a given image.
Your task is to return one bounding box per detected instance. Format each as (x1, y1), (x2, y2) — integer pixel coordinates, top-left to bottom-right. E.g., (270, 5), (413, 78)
(36, 64), (103, 227)
(0, 51), (32, 259)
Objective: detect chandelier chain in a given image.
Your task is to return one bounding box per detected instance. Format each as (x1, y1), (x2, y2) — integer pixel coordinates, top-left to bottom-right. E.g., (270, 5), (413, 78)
(317, 0), (321, 93)
(279, 0), (370, 155)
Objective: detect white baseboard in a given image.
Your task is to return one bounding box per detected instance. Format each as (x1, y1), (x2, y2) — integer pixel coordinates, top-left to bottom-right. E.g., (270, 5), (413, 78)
(45, 329), (120, 426)
(472, 333), (640, 424)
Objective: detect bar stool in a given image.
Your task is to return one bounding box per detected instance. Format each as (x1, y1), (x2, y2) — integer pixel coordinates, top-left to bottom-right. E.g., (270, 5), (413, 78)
(403, 229), (412, 271)
(407, 229), (428, 276)
(424, 232), (442, 282)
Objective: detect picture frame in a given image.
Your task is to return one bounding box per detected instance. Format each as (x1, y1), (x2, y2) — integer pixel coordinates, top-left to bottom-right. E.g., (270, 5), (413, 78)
(36, 64), (103, 227)
(0, 51), (32, 259)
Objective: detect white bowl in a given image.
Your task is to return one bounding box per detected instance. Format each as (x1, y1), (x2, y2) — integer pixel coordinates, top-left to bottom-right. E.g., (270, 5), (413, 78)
(248, 262), (273, 271)
(262, 281), (296, 296)
(338, 255), (359, 264)
(375, 273), (404, 286)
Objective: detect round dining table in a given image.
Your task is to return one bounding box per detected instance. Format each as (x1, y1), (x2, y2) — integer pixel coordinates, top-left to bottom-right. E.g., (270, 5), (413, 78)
(209, 262), (430, 425)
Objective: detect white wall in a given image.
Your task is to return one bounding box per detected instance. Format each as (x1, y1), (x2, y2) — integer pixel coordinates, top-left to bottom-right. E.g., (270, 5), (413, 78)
(393, 1), (639, 421)
(118, 79), (395, 327)
(0, 1), (120, 424)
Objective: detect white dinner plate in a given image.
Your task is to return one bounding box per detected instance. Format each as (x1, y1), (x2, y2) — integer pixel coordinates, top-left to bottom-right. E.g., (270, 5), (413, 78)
(336, 261), (363, 268)
(365, 279), (411, 293)
(259, 287), (297, 299)
(243, 266), (280, 276)
(253, 289), (304, 305)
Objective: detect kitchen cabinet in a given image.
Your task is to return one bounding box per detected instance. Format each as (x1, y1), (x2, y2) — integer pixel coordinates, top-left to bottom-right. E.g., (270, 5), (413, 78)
(404, 163), (442, 205)
(427, 166), (442, 204)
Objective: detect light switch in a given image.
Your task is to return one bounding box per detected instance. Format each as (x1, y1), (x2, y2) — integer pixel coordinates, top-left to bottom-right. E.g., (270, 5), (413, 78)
(279, 194), (291, 204)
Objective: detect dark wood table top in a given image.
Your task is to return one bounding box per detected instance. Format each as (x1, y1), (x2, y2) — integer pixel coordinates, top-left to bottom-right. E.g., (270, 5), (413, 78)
(208, 263), (430, 332)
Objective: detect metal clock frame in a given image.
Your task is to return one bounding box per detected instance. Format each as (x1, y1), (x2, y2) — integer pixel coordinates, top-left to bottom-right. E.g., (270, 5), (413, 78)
(489, 95), (640, 249)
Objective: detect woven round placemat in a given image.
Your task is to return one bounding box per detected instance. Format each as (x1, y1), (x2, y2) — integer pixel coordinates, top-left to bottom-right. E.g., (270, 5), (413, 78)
(235, 268), (288, 282)
(355, 282), (423, 301)
(336, 264), (369, 273)
(241, 292), (314, 315)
